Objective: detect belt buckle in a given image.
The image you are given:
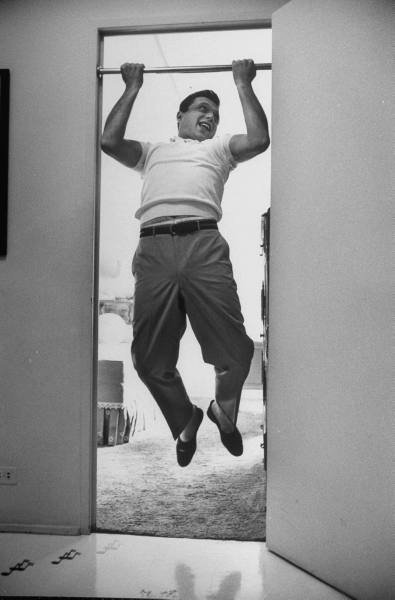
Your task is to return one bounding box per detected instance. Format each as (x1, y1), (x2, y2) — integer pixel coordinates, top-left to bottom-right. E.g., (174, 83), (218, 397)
(172, 221), (186, 236)
(177, 220), (199, 236)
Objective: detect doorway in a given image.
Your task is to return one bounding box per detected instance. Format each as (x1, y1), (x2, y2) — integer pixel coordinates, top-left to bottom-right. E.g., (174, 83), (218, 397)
(95, 25), (272, 540)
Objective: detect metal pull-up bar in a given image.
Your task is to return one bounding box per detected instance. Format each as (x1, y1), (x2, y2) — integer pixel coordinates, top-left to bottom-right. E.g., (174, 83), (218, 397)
(97, 62), (272, 77)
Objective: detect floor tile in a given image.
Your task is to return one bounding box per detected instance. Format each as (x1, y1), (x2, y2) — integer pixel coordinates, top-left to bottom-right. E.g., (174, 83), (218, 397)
(0, 533), (352, 599)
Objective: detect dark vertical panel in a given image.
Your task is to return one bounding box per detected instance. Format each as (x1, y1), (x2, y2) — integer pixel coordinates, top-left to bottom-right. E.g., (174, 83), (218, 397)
(0, 69), (10, 257)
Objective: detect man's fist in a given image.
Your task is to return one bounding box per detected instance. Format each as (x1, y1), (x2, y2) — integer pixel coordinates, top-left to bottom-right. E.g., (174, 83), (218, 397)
(232, 59), (256, 86)
(120, 63), (145, 90)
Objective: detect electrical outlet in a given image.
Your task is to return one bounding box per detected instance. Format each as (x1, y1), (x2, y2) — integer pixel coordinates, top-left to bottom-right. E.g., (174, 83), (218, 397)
(0, 467), (17, 485)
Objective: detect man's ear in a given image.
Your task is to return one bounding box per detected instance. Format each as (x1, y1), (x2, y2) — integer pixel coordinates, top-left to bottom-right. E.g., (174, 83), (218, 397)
(176, 110), (183, 128)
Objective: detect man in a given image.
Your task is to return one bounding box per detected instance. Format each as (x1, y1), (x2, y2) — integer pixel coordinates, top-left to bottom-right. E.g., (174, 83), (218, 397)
(101, 59), (270, 467)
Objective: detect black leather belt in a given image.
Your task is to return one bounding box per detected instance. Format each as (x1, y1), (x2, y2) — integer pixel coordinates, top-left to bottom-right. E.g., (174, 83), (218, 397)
(140, 219), (218, 237)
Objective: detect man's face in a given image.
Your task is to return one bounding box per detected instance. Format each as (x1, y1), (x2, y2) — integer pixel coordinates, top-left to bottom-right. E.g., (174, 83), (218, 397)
(177, 96), (219, 141)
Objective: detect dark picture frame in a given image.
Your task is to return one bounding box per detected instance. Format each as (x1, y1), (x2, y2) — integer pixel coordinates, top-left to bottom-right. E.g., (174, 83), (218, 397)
(0, 69), (10, 257)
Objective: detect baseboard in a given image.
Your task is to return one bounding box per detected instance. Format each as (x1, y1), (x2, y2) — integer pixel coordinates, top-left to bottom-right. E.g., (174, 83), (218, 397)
(0, 523), (83, 536)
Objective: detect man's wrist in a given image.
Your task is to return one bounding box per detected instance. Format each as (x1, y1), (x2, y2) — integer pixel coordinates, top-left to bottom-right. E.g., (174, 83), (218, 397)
(235, 80), (253, 90)
(235, 81), (254, 95)
(124, 83), (142, 95)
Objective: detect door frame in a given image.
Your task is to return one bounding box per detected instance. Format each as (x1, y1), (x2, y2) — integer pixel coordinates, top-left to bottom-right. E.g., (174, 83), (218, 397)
(91, 19), (272, 531)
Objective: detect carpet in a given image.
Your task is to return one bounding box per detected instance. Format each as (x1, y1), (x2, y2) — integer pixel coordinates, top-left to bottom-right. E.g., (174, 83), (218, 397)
(96, 396), (266, 541)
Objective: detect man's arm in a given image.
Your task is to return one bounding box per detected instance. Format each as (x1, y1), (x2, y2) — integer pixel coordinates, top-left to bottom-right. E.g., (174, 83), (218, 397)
(101, 63), (145, 168)
(229, 59), (270, 162)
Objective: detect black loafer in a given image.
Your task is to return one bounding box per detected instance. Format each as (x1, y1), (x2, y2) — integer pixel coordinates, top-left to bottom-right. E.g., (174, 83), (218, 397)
(207, 400), (243, 456)
(176, 407), (204, 467)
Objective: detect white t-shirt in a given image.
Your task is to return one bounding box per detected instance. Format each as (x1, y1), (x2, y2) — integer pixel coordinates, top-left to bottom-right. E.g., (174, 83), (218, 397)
(133, 135), (237, 223)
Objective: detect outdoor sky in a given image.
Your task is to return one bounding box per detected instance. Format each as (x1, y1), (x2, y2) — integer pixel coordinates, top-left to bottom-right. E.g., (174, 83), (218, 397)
(99, 28), (272, 341)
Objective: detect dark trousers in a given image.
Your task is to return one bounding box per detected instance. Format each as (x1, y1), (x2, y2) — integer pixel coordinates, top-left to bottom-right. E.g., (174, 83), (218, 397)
(131, 228), (254, 439)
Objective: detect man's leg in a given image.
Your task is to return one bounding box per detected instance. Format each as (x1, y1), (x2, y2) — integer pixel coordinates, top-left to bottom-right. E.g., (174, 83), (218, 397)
(131, 235), (195, 440)
(178, 230), (254, 428)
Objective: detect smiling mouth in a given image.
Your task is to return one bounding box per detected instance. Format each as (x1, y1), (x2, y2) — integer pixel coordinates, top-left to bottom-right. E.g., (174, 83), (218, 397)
(198, 122), (212, 133)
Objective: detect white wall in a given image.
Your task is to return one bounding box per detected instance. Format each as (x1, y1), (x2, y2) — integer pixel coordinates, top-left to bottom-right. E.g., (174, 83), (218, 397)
(0, 0), (287, 534)
(267, 1), (394, 599)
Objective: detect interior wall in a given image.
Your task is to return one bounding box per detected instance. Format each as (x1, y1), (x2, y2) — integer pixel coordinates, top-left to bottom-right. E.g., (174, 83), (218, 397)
(0, 0), (287, 534)
(267, 1), (393, 599)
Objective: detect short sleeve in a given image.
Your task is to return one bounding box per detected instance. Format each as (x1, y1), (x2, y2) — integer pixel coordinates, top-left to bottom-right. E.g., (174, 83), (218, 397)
(212, 134), (238, 170)
(133, 141), (152, 173)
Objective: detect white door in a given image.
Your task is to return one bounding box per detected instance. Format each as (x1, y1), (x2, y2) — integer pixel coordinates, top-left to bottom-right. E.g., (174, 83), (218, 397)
(266, 1), (393, 599)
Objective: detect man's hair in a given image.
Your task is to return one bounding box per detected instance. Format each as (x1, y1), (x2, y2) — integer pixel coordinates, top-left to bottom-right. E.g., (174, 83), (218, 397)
(178, 90), (220, 113)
